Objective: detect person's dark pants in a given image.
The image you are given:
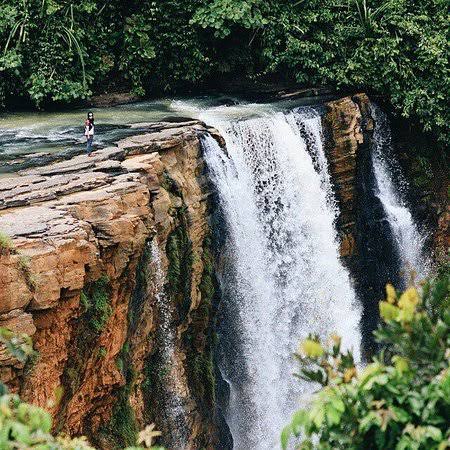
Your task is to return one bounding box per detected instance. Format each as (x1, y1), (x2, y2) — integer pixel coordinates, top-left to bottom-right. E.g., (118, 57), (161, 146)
(86, 136), (94, 154)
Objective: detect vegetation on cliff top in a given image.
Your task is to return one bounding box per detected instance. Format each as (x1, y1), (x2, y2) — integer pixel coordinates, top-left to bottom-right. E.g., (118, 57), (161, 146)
(282, 267), (450, 449)
(0, 0), (448, 141)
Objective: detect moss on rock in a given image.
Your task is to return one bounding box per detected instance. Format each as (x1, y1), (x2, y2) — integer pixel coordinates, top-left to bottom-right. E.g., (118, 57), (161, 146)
(98, 344), (138, 449)
(166, 206), (193, 324)
(81, 275), (112, 333)
(183, 235), (217, 411)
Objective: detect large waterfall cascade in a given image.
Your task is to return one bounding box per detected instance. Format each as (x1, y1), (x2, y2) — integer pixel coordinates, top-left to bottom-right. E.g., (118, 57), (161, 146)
(371, 106), (430, 284)
(201, 108), (361, 450)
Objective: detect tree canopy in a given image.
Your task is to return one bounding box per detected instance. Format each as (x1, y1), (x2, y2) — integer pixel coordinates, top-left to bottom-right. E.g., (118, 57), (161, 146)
(0, 0), (448, 141)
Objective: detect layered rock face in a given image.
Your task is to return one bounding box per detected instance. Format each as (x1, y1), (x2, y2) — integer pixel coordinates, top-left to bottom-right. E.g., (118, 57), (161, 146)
(0, 121), (221, 449)
(322, 93), (373, 259)
(0, 93), (446, 448)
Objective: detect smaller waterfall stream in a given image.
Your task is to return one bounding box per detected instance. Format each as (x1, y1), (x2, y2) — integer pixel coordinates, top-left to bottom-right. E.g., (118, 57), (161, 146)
(149, 240), (189, 449)
(371, 107), (430, 283)
(201, 108), (361, 450)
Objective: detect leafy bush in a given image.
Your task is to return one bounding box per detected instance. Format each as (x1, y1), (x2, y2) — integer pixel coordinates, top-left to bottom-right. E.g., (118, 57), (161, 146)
(282, 268), (449, 449)
(0, 393), (95, 449)
(0, 0), (94, 106)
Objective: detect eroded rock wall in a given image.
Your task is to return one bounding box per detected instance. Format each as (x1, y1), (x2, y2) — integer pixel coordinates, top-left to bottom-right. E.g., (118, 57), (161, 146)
(322, 93), (372, 259)
(0, 121), (221, 449)
(323, 94), (448, 356)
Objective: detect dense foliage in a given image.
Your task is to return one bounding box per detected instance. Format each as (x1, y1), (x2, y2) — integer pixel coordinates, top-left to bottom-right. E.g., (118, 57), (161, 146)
(0, 0), (448, 140)
(282, 268), (450, 449)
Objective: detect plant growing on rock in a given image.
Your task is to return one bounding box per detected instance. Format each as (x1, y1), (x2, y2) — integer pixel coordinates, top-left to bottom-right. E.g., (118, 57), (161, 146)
(0, 327), (35, 372)
(282, 268), (450, 449)
(0, 391), (164, 449)
(81, 275), (112, 333)
(0, 231), (14, 255)
(0, 328), (165, 449)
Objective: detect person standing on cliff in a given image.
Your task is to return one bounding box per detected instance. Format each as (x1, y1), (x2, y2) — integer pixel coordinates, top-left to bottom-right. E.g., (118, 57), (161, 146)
(84, 111), (95, 156)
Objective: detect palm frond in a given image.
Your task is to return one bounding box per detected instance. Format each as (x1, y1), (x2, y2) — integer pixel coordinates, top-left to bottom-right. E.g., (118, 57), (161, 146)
(3, 19), (24, 54)
(60, 26), (87, 88)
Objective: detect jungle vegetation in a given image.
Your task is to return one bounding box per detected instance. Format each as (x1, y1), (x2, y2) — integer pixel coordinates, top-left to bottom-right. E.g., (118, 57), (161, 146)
(0, 0), (448, 141)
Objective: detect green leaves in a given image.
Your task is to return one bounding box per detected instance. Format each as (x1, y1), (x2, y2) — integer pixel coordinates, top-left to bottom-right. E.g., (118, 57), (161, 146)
(192, 0), (269, 37)
(0, 393), (90, 449)
(0, 327), (35, 364)
(283, 269), (450, 449)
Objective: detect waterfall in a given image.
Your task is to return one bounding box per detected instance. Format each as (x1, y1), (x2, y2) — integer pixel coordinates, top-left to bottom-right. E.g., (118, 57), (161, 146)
(371, 106), (430, 284)
(149, 240), (189, 449)
(201, 108), (361, 450)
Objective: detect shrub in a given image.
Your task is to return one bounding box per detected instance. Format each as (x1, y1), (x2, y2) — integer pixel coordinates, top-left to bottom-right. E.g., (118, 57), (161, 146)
(0, 393), (95, 449)
(282, 268), (450, 449)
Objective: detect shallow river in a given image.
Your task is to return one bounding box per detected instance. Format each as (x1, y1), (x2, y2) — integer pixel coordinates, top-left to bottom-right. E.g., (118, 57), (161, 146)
(0, 95), (328, 173)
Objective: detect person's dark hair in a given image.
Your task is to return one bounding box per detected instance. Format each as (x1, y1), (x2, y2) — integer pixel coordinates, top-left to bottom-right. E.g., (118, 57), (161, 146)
(86, 111), (94, 132)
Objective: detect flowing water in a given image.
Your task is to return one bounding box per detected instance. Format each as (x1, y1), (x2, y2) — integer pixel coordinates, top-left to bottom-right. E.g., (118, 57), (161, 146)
(2, 97), (431, 449)
(201, 108), (361, 450)
(0, 100), (176, 160)
(149, 240), (190, 448)
(371, 106), (430, 284)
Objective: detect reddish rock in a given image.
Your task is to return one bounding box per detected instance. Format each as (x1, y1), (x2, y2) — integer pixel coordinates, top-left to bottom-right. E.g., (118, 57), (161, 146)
(0, 120), (220, 449)
(324, 93), (371, 258)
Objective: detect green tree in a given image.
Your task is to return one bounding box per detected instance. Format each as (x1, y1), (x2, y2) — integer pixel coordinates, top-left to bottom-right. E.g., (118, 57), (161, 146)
(0, 0), (448, 142)
(281, 268), (450, 449)
(0, 0), (94, 105)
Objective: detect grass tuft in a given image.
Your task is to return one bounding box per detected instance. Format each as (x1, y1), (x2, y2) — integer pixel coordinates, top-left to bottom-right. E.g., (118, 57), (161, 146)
(0, 231), (14, 255)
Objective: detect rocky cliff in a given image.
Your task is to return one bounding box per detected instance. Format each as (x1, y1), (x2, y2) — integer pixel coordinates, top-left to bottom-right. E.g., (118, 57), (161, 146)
(0, 93), (447, 448)
(0, 120), (223, 449)
(323, 93), (448, 356)
(322, 93), (372, 258)
(323, 93), (448, 263)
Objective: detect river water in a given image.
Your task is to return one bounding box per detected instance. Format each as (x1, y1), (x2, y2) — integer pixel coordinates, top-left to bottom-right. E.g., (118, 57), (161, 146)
(0, 96), (328, 172)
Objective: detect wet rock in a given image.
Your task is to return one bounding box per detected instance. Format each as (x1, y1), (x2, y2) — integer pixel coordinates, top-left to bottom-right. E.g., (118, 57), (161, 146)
(323, 93), (371, 257)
